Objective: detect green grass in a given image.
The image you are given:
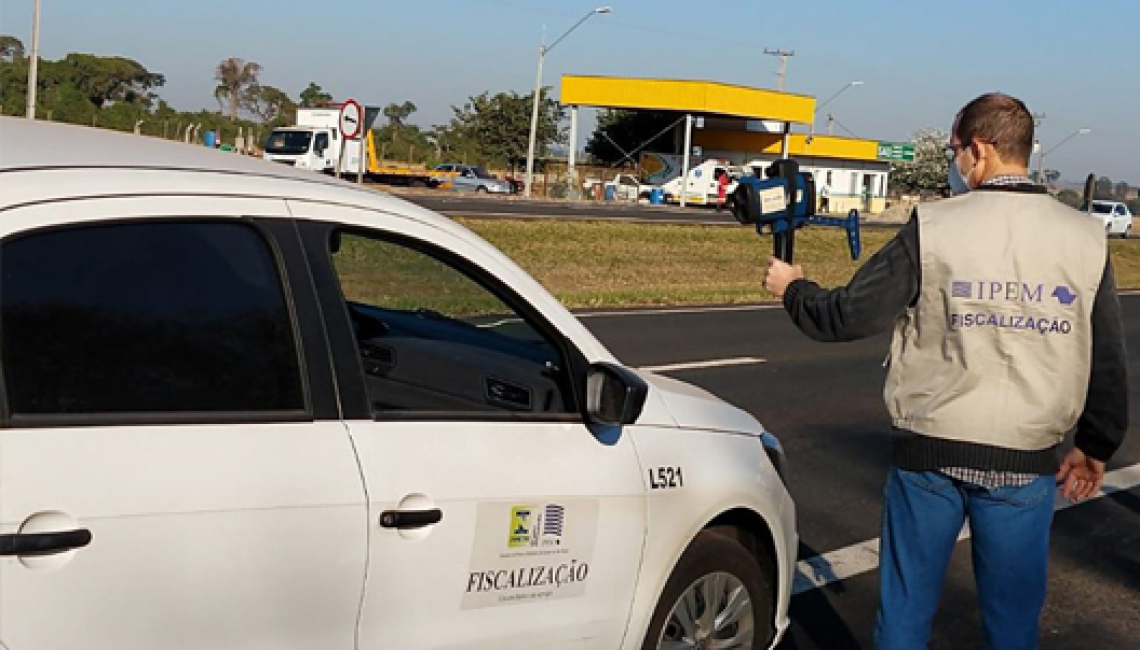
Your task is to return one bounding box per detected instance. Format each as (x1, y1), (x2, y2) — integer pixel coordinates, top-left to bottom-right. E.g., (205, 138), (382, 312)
(459, 218), (895, 308)
(338, 217), (1140, 310)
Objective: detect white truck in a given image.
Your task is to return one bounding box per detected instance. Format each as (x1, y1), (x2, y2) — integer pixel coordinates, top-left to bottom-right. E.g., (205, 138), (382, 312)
(263, 108), (365, 175)
(659, 160), (746, 206)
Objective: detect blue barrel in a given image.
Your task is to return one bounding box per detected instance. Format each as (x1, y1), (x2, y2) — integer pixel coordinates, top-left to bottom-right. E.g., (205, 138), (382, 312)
(204, 130), (217, 148)
(604, 185), (616, 201)
(650, 188), (664, 205)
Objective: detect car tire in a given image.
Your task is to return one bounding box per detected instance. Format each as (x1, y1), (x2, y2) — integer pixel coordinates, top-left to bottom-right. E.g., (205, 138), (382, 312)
(641, 529), (774, 650)
(476, 185), (489, 194)
(1124, 225), (1131, 239)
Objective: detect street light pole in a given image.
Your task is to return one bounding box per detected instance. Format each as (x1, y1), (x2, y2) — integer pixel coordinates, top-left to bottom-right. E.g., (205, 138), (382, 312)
(523, 6), (611, 198)
(1037, 127), (1091, 185)
(26, 0), (42, 119)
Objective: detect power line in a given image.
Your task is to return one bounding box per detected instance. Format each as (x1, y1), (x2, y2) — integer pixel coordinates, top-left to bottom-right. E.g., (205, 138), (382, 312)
(828, 114), (860, 138)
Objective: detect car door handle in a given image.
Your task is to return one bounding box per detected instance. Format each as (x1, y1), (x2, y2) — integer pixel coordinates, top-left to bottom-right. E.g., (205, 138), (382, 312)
(0, 529), (92, 556)
(379, 509), (443, 530)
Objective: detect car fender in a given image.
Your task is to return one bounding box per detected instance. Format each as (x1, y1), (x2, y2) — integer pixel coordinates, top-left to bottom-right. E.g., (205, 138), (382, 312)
(620, 426), (795, 649)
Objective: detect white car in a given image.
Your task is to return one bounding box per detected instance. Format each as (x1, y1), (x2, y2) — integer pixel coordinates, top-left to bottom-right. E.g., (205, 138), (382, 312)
(0, 118), (795, 650)
(1091, 200), (1133, 237)
(433, 163), (513, 194)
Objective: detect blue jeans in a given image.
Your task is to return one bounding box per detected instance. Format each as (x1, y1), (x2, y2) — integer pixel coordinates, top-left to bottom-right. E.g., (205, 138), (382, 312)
(874, 467), (1057, 650)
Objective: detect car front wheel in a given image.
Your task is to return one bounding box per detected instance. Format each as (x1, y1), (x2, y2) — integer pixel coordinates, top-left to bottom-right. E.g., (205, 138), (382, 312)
(476, 185), (489, 194)
(642, 530), (774, 650)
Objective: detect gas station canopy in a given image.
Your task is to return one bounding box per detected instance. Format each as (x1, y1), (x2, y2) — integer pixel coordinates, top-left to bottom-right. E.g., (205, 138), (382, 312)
(560, 74), (816, 124)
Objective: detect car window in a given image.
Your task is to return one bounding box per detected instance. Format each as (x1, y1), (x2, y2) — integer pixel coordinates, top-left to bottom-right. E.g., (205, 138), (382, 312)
(1092, 203), (1113, 214)
(314, 133), (329, 152)
(329, 230), (574, 416)
(1116, 206), (1127, 215)
(1, 221), (304, 418)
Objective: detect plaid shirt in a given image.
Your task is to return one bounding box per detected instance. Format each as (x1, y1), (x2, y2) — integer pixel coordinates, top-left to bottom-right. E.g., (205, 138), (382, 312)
(940, 174), (1041, 489)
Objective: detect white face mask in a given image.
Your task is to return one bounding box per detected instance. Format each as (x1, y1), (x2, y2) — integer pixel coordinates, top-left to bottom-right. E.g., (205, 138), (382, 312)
(948, 157), (973, 195)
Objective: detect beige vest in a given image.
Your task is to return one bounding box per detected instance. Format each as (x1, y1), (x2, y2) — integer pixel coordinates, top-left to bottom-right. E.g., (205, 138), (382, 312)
(884, 190), (1106, 451)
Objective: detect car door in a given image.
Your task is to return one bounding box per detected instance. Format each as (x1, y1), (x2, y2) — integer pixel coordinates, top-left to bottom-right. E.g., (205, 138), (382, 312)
(289, 202), (647, 650)
(1114, 205), (1129, 233)
(314, 132), (332, 169)
(0, 197), (366, 650)
(454, 167), (477, 192)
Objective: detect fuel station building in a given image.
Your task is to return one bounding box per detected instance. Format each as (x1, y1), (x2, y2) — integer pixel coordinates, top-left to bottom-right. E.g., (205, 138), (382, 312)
(560, 74), (909, 213)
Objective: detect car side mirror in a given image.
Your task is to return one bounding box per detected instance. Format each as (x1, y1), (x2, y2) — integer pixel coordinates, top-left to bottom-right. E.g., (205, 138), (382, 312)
(585, 362), (648, 426)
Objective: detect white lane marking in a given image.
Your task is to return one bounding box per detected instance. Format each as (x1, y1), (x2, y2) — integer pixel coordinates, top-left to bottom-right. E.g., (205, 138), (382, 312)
(640, 357), (767, 373)
(577, 304), (781, 318)
(792, 461), (1140, 595)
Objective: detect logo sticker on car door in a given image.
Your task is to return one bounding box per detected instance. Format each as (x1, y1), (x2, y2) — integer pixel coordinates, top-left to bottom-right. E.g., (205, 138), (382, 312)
(464, 500), (598, 609)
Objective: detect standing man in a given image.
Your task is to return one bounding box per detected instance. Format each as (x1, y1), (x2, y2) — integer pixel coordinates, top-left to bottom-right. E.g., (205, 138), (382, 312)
(764, 93), (1128, 649)
(716, 167), (731, 212)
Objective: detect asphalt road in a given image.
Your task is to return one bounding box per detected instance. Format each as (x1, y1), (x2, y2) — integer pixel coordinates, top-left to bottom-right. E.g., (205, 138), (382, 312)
(395, 190), (744, 225)
(579, 297), (1140, 649)
(390, 189), (906, 229)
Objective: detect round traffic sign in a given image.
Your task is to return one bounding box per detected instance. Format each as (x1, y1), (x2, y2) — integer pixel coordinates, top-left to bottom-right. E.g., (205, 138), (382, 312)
(339, 99), (363, 140)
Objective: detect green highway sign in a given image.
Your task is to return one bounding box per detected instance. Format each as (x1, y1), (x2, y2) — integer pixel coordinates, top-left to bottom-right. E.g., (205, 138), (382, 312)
(876, 141), (915, 162)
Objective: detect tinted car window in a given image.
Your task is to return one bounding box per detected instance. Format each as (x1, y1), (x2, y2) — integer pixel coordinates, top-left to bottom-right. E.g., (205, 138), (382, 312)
(1, 222), (304, 416)
(330, 231), (573, 416)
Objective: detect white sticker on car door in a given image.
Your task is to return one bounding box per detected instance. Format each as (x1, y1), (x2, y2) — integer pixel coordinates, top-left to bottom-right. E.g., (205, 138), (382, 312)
(463, 500), (599, 609)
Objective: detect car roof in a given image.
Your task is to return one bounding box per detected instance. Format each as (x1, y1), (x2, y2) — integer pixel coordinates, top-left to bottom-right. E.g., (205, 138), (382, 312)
(0, 118), (450, 218)
(1, 117), (326, 178)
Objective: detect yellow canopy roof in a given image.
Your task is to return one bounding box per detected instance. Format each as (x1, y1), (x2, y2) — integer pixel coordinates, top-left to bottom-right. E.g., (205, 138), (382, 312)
(560, 75), (816, 125)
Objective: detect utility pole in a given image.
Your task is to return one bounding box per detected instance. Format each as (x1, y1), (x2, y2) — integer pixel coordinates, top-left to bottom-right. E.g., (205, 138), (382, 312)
(1032, 112), (1046, 182)
(26, 0), (42, 119)
(764, 48), (795, 91)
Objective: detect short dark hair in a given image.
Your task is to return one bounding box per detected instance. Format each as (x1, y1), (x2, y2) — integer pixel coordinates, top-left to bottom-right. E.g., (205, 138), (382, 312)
(954, 93), (1035, 165)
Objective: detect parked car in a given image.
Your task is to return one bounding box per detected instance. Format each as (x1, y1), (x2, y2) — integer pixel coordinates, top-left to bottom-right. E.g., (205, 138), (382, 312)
(0, 118), (796, 650)
(1090, 200), (1133, 237)
(432, 163), (513, 194)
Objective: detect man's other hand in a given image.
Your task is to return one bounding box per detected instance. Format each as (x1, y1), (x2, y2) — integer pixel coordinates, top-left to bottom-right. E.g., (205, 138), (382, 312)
(764, 256), (804, 298)
(1056, 447), (1106, 503)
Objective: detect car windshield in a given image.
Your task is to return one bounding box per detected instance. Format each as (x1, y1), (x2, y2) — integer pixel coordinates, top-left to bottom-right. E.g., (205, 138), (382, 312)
(265, 130), (312, 155)
(1091, 203), (1114, 214)
(471, 167), (493, 179)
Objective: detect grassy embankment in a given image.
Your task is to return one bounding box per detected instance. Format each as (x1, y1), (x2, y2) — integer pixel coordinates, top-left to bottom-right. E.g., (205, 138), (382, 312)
(457, 218), (1140, 309)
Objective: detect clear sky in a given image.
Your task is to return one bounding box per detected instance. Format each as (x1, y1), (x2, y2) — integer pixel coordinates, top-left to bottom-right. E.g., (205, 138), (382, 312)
(3, 0), (1138, 183)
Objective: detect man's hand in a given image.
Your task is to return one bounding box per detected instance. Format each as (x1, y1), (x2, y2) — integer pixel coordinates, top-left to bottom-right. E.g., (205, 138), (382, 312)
(764, 256), (804, 298)
(1056, 447), (1106, 503)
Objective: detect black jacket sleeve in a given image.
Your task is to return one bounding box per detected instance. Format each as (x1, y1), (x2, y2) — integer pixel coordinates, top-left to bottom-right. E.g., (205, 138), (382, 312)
(1075, 258), (1129, 462)
(781, 214), (920, 342)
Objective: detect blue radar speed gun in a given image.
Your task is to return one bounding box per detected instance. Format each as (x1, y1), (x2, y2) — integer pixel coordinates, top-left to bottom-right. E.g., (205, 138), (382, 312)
(730, 158), (862, 264)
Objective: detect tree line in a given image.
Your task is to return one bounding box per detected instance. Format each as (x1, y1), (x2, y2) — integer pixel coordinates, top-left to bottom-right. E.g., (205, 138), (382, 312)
(0, 37), (566, 169)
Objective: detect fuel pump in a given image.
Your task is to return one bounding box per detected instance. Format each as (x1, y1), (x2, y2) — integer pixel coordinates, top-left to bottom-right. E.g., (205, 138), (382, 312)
(730, 159), (862, 264)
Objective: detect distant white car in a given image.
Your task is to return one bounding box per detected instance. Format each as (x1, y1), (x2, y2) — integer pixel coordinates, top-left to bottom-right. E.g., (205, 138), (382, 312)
(1091, 200), (1133, 237)
(0, 118), (796, 650)
(433, 163), (513, 194)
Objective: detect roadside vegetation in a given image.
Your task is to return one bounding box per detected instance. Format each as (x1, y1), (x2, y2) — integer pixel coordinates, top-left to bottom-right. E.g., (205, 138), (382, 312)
(459, 218), (1140, 308)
